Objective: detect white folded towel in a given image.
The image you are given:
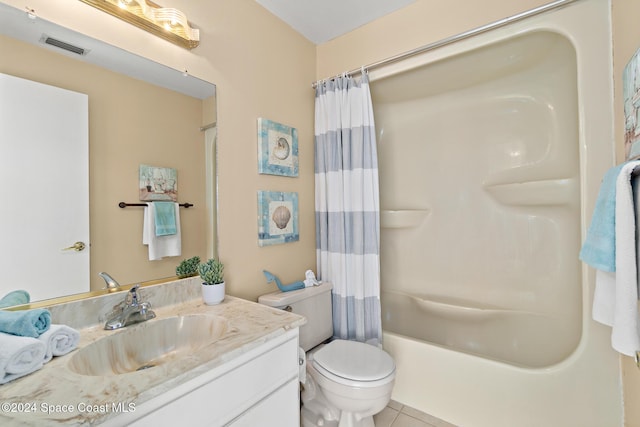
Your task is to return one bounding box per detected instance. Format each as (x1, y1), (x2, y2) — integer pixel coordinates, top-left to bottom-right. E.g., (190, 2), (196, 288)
(143, 202), (182, 261)
(0, 332), (45, 384)
(303, 270), (320, 288)
(38, 324), (80, 363)
(592, 161), (640, 356)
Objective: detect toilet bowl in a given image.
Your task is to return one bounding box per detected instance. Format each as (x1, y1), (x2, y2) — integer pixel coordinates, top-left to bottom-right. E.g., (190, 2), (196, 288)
(301, 339), (395, 427)
(257, 283), (396, 427)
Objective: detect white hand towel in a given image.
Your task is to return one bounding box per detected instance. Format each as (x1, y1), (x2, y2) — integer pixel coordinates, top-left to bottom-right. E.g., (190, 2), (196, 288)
(303, 270), (319, 287)
(0, 332), (45, 384)
(592, 161), (640, 356)
(593, 269), (616, 325)
(143, 202), (182, 261)
(38, 324), (80, 363)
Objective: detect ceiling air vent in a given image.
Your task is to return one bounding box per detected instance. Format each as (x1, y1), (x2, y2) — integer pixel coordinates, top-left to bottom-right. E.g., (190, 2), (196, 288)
(40, 35), (88, 56)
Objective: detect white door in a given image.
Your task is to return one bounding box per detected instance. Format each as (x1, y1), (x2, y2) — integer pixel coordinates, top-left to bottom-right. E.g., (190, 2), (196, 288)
(0, 73), (89, 303)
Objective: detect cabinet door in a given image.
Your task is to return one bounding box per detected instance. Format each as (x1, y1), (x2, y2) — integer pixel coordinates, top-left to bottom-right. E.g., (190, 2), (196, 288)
(124, 330), (300, 427)
(228, 378), (299, 427)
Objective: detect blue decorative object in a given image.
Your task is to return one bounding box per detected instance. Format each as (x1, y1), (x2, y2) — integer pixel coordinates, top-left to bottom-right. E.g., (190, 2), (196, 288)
(258, 191), (299, 246)
(258, 118), (299, 177)
(263, 270), (305, 292)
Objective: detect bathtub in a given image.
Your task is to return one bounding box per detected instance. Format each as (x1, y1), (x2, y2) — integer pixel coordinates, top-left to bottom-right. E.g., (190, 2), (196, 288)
(381, 290), (576, 369)
(370, 0), (622, 426)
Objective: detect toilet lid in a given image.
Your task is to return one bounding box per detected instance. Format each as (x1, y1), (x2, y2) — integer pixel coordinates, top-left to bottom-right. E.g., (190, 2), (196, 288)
(312, 340), (395, 382)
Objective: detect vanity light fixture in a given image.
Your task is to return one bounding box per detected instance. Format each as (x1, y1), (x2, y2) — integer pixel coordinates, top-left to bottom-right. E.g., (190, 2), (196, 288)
(78, 0), (199, 50)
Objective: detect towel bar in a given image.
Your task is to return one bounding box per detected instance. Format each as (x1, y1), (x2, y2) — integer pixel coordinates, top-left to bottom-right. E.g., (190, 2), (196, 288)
(118, 202), (193, 208)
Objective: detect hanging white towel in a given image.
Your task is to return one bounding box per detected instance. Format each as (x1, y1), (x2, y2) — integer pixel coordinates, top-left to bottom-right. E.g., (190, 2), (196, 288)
(143, 202), (182, 261)
(0, 332), (46, 384)
(38, 324), (80, 363)
(592, 161), (640, 356)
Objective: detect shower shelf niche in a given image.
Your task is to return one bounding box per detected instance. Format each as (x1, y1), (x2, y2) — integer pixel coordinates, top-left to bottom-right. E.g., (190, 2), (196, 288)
(482, 178), (577, 206)
(381, 209), (430, 228)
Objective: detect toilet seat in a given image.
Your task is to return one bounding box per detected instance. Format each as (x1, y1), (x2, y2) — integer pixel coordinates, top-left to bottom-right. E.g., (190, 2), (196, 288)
(312, 340), (395, 387)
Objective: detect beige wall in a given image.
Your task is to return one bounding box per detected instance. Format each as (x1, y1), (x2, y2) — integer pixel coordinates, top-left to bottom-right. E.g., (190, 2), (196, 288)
(200, 2), (317, 301)
(1, 0), (317, 302)
(612, 1), (640, 425)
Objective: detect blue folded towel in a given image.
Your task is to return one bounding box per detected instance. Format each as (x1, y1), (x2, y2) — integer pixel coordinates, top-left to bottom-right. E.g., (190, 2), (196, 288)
(0, 309), (51, 338)
(0, 290), (30, 309)
(579, 163), (625, 272)
(154, 202), (177, 236)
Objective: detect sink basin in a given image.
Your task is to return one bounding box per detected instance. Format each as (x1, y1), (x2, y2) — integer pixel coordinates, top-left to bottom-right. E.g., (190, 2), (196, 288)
(68, 315), (229, 376)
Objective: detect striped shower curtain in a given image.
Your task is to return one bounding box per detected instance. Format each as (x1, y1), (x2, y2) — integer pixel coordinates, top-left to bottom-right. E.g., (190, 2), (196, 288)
(314, 73), (382, 346)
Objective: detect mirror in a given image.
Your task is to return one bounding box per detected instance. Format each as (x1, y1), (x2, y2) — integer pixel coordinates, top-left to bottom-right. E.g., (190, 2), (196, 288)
(0, 2), (217, 307)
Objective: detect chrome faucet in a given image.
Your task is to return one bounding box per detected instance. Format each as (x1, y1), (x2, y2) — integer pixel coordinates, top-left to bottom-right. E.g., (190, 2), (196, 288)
(98, 272), (121, 291)
(104, 285), (156, 330)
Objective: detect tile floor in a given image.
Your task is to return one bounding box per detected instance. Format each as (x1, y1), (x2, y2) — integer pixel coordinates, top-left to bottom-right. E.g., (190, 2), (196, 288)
(373, 400), (458, 427)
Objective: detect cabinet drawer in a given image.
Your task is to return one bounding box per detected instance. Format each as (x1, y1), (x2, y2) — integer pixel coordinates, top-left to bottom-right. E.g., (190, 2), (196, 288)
(228, 378), (300, 427)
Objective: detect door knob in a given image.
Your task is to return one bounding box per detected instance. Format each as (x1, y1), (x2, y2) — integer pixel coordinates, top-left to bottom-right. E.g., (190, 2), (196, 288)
(62, 241), (86, 251)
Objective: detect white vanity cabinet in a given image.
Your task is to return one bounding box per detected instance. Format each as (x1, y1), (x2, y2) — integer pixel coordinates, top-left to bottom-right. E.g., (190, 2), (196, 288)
(112, 328), (300, 427)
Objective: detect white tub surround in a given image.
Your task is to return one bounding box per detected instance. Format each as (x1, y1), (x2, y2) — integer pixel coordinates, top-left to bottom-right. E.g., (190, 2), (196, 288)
(0, 277), (305, 426)
(370, 0), (621, 426)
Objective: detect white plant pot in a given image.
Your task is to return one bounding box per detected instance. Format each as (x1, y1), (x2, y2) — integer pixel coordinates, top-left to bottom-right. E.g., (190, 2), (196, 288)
(202, 282), (225, 305)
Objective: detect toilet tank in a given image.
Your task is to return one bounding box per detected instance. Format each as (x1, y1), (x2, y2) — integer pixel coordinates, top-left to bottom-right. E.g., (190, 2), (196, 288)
(258, 282), (333, 351)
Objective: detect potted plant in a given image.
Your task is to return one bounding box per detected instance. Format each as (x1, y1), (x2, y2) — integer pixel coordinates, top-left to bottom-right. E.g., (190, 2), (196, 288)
(175, 256), (201, 279)
(198, 258), (225, 305)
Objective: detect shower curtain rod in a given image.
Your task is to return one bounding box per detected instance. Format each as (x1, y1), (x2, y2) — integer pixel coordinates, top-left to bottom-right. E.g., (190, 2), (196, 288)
(311, 0), (579, 89)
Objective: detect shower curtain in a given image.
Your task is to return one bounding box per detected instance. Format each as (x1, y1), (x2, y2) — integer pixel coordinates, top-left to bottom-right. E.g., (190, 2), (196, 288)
(314, 73), (382, 345)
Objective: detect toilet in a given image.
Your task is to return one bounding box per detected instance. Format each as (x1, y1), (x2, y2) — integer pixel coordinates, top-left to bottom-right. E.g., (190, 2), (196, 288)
(258, 282), (395, 427)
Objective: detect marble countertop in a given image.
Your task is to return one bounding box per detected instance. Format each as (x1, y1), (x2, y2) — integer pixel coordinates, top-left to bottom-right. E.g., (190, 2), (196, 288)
(0, 279), (305, 426)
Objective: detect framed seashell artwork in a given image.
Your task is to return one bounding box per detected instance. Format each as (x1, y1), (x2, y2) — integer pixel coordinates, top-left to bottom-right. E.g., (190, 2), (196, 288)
(257, 118), (299, 177)
(257, 190), (299, 246)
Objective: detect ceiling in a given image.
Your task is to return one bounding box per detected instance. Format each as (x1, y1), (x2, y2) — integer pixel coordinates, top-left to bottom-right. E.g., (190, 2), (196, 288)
(255, 0), (418, 44)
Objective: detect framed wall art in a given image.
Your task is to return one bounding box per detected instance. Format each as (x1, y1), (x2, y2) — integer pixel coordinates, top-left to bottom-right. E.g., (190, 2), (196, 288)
(257, 118), (299, 177)
(257, 190), (299, 246)
(139, 164), (177, 201)
(624, 46), (640, 160)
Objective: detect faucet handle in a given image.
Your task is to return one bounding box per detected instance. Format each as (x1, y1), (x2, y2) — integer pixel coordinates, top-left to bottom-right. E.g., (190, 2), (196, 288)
(127, 284), (140, 306)
(139, 301), (152, 316)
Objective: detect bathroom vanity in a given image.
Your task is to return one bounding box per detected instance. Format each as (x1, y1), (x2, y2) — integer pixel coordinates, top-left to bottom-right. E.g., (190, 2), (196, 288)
(115, 327), (300, 426)
(0, 278), (305, 426)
